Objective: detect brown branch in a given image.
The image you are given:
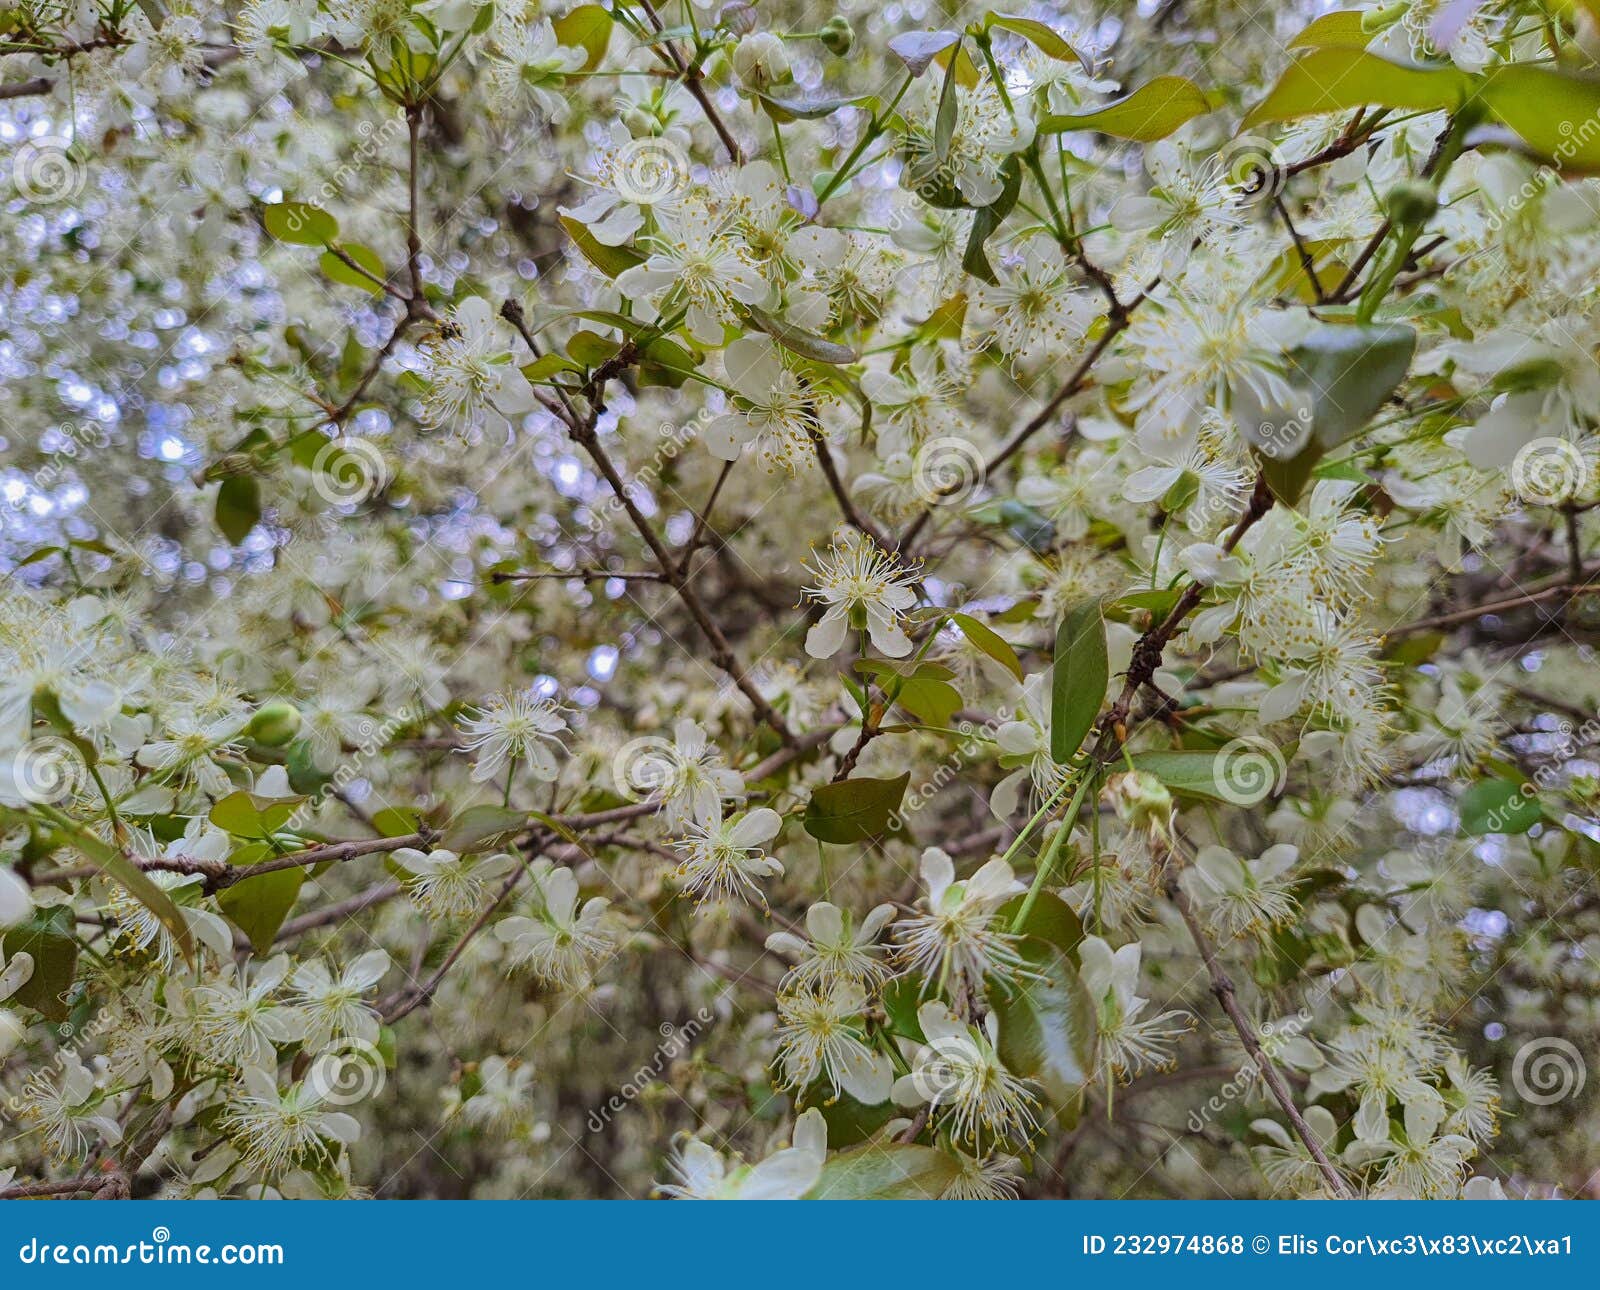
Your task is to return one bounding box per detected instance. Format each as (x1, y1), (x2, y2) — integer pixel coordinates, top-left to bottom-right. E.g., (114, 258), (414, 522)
(500, 300), (795, 744)
(1165, 865), (1353, 1198)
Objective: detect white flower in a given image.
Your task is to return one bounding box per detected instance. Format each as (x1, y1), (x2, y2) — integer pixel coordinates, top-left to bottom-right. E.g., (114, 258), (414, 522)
(456, 689), (568, 784)
(1080, 935), (1189, 1080)
(494, 864), (613, 986)
(972, 234), (1094, 362)
(190, 957), (307, 1070)
(1185, 843), (1299, 938)
(703, 336), (826, 470)
(773, 980), (894, 1105)
(221, 1065), (361, 1178)
(892, 1001), (1040, 1148)
(461, 1055), (537, 1129)
(892, 848), (1027, 993)
(18, 1054), (122, 1161)
(419, 297), (539, 432)
(766, 900), (897, 991)
(0, 866), (32, 929)
(394, 847), (516, 921)
(659, 1108), (826, 1199)
(671, 805), (783, 907)
(802, 529), (920, 659)
(648, 718), (744, 831)
(290, 950), (390, 1051)
(616, 201), (771, 345)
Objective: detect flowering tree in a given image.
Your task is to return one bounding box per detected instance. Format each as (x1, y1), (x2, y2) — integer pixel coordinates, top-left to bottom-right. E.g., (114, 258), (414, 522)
(4, 0), (1600, 1202)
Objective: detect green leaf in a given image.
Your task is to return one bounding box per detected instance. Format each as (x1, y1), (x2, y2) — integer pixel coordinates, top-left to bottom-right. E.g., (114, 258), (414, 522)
(803, 773), (910, 844)
(1, 905), (78, 1021)
(1241, 48), (1472, 130)
(746, 307), (858, 364)
(560, 215), (645, 278)
(1480, 65), (1600, 171)
(950, 611), (1023, 682)
(1129, 748), (1286, 802)
(370, 806), (423, 837)
(960, 155), (1022, 285)
(999, 889), (1084, 962)
(881, 976), (930, 1043)
(807, 1143), (960, 1198)
(524, 352), (583, 382)
(1287, 9), (1373, 49)
(553, 3), (612, 71)
(1039, 76), (1220, 141)
(983, 13), (1090, 71)
(441, 803), (527, 853)
(45, 817), (195, 967)
(567, 329), (621, 367)
(1458, 777), (1541, 836)
(264, 200), (339, 246)
(757, 93), (874, 123)
(219, 867), (305, 952)
(1238, 321), (1415, 504)
(912, 293), (968, 344)
(1049, 600), (1107, 764)
(319, 243), (387, 294)
(992, 945), (1097, 1107)
(811, 1087), (899, 1147)
(934, 39), (961, 162)
(856, 661), (962, 728)
(209, 790), (300, 839)
(215, 473), (261, 545)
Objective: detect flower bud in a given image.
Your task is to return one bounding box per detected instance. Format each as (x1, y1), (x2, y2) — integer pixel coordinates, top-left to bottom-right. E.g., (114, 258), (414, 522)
(732, 31), (791, 92)
(1104, 770), (1173, 841)
(1384, 180), (1437, 227)
(819, 16), (854, 56)
(248, 700), (302, 747)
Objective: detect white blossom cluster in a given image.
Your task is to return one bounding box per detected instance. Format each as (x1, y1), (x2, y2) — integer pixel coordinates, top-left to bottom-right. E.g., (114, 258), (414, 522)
(2, 0), (1600, 1202)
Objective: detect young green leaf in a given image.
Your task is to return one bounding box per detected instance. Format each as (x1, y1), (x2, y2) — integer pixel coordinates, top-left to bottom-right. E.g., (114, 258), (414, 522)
(1049, 599), (1107, 764)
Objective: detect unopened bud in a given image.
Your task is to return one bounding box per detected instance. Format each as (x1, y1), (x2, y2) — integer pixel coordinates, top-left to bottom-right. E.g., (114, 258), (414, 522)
(1385, 180), (1437, 226)
(248, 700), (302, 747)
(819, 16), (854, 56)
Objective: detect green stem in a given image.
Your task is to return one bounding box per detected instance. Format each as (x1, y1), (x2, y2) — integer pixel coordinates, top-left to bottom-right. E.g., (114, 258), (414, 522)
(1011, 770), (1093, 933)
